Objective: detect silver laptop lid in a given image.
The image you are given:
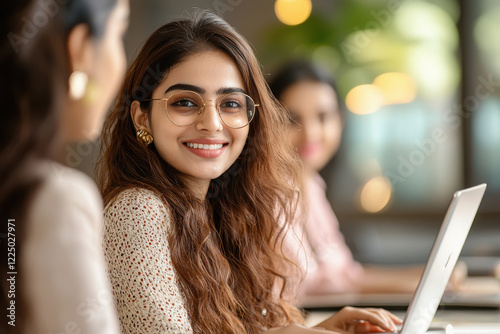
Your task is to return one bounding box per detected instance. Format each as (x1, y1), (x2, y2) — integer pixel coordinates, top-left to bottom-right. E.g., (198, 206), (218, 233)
(400, 184), (487, 334)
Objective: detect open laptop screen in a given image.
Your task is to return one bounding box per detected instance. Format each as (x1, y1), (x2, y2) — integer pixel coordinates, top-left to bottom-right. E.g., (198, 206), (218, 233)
(400, 184), (486, 334)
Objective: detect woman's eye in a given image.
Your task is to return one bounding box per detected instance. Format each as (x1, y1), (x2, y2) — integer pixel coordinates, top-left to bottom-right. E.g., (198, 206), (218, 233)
(318, 112), (337, 124)
(221, 101), (241, 108)
(173, 99), (197, 108)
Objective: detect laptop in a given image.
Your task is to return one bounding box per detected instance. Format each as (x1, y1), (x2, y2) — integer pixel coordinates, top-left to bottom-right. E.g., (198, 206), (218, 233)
(378, 183), (487, 334)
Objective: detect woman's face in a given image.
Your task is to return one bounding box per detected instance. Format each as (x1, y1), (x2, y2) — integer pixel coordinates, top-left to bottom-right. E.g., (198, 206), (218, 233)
(281, 81), (342, 172)
(63, 0), (129, 141)
(88, 0), (129, 137)
(146, 50), (250, 194)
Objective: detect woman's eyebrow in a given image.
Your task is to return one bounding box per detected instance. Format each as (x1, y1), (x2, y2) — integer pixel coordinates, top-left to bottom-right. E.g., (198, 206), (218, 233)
(216, 87), (246, 95)
(165, 83), (205, 94)
(164, 84), (246, 95)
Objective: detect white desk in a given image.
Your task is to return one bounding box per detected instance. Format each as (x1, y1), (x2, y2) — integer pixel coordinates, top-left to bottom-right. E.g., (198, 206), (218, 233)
(302, 277), (500, 333)
(305, 309), (500, 333)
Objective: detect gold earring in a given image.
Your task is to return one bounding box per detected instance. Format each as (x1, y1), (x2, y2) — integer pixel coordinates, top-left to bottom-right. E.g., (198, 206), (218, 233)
(69, 70), (100, 106)
(69, 71), (88, 100)
(136, 128), (153, 145)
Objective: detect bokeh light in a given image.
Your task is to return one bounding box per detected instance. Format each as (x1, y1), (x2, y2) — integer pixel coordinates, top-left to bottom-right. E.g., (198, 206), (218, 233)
(406, 44), (459, 99)
(359, 176), (392, 213)
(373, 72), (417, 105)
(394, 1), (458, 49)
(274, 0), (312, 26)
(345, 84), (384, 115)
(394, 1), (459, 99)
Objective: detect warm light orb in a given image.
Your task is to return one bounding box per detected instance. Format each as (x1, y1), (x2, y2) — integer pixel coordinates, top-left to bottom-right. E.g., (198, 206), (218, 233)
(345, 84), (384, 115)
(359, 176), (392, 213)
(373, 72), (417, 105)
(274, 0), (312, 26)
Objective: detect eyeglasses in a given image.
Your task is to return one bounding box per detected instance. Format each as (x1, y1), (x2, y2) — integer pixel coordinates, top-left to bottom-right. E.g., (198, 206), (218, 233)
(143, 90), (258, 129)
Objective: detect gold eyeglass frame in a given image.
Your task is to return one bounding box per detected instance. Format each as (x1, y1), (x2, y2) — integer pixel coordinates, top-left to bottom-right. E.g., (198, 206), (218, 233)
(142, 90), (259, 129)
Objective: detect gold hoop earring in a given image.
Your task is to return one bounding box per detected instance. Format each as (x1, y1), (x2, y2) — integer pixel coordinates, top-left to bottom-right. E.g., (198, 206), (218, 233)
(69, 71), (88, 100)
(136, 128), (153, 145)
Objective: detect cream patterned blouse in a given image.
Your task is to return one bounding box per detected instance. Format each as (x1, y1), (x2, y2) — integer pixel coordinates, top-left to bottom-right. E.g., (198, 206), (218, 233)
(103, 188), (193, 333)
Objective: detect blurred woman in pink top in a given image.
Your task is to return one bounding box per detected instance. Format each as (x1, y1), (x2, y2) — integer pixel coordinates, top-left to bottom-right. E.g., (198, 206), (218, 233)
(270, 61), (424, 296)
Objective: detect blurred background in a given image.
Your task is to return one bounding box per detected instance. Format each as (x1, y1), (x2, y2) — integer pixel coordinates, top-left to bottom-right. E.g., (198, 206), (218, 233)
(74, 0), (500, 271)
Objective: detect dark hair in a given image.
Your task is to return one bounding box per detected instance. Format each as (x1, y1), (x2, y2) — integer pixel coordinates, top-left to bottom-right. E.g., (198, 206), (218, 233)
(269, 60), (344, 121)
(97, 10), (304, 333)
(0, 0), (116, 332)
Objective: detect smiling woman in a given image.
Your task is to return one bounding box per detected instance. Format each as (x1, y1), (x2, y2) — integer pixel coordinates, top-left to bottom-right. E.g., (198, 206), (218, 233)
(96, 10), (401, 334)
(130, 50), (251, 197)
(131, 51), (255, 199)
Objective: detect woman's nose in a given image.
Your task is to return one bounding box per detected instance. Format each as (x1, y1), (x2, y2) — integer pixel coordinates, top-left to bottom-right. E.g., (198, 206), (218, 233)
(302, 120), (321, 142)
(195, 101), (224, 132)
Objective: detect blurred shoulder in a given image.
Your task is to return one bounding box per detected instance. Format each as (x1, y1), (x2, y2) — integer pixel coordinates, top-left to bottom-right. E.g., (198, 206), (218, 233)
(37, 160), (100, 199)
(30, 160), (102, 220)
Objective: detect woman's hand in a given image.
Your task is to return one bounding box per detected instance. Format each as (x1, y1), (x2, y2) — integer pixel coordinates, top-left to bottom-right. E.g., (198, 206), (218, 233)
(313, 306), (403, 333)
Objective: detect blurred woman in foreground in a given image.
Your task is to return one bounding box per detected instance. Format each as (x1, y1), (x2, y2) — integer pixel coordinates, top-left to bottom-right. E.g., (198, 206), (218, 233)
(0, 0), (129, 332)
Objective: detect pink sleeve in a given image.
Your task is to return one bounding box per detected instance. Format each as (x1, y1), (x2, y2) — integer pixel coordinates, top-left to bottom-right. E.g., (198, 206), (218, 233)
(292, 174), (365, 296)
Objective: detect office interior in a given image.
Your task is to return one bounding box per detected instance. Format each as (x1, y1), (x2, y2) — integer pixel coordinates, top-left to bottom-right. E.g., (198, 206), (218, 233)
(74, 0), (500, 273)
(63, 0), (500, 331)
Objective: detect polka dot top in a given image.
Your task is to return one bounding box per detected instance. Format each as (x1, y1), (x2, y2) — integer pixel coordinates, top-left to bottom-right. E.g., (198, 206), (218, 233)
(103, 188), (193, 333)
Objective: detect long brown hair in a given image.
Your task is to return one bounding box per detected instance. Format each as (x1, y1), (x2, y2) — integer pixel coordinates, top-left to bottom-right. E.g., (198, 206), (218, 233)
(0, 1), (117, 332)
(97, 10), (304, 334)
